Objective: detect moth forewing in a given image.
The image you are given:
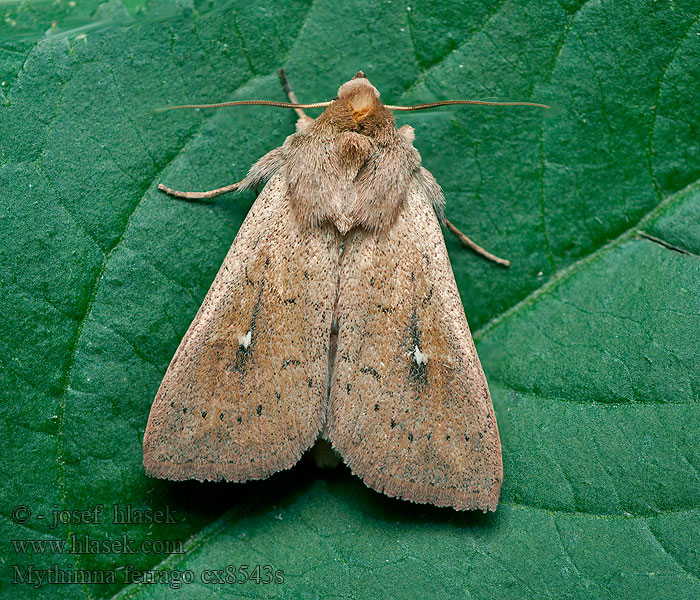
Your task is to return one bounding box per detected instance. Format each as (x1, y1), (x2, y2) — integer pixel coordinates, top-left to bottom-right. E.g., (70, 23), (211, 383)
(143, 172), (340, 482)
(327, 179), (502, 512)
(144, 70), (541, 511)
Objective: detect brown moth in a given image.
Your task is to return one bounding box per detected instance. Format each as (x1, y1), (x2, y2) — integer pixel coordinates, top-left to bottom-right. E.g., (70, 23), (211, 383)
(143, 71), (547, 512)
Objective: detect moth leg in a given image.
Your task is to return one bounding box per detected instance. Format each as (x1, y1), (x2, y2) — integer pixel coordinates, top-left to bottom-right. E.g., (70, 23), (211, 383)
(158, 146), (284, 201)
(278, 68), (315, 131)
(444, 218), (511, 268)
(157, 180), (242, 200)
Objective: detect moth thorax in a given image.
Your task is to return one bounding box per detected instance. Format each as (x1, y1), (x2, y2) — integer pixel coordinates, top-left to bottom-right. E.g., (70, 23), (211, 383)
(338, 132), (374, 171)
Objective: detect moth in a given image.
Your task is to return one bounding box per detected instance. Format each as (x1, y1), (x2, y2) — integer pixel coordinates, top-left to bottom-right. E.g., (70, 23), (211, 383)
(143, 71), (547, 511)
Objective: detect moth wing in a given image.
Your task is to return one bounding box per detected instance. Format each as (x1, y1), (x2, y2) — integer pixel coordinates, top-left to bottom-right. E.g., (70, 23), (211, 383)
(328, 177), (502, 511)
(143, 172), (339, 481)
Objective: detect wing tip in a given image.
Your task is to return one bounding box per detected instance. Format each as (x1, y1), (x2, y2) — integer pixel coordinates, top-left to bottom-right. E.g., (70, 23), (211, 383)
(331, 439), (503, 512)
(357, 465), (502, 512)
(143, 456), (262, 483)
(142, 397), (326, 484)
(142, 454), (304, 483)
(142, 429), (323, 483)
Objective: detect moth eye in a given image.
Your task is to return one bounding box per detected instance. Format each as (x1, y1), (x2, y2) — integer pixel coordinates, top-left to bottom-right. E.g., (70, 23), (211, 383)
(332, 96), (339, 101)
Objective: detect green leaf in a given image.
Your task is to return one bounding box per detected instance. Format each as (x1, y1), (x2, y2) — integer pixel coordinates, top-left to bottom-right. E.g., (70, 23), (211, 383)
(1, 1), (699, 598)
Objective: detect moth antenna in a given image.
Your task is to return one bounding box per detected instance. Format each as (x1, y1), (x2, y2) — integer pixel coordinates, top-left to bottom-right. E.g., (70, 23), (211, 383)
(157, 181), (242, 200)
(155, 100), (331, 112)
(444, 219), (511, 268)
(385, 100), (550, 111)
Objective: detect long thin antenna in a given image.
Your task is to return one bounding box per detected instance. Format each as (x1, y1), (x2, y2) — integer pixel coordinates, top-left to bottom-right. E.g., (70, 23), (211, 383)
(385, 100), (550, 111)
(156, 99), (331, 112)
(158, 96), (548, 113)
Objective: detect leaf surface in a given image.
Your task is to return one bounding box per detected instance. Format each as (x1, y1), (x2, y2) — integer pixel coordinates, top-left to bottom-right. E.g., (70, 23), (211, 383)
(1, 1), (699, 598)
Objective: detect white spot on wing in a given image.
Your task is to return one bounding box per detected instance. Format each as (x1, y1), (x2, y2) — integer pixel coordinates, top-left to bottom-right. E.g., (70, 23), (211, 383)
(238, 330), (252, 349)
(413, 345), (428, 365)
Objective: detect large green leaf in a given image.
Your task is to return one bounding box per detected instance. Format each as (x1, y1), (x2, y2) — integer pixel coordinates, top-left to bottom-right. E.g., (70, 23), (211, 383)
(1, 0), (699, 598)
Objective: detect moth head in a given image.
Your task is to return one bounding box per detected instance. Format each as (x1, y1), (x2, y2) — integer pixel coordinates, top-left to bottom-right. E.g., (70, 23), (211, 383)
(337, 72), (381, 123)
